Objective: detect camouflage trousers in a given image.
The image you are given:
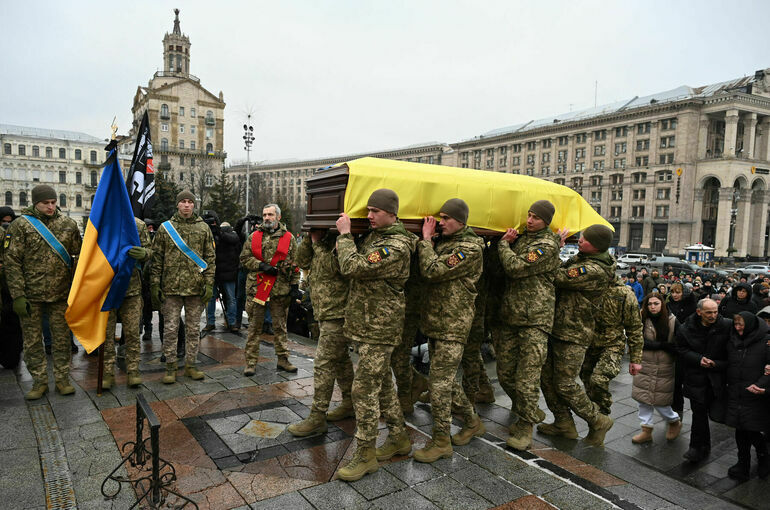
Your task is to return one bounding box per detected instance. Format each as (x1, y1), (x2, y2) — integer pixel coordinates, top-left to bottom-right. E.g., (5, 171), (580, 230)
(580, 342), (625, 416)
(540, 338), (601, 425)
(104, 295), (142, 374)
(461, 307), (492, 404)
(245, 294), (290, 363)
(310, 318), (354, 413)
(21, 300), (71, 384)
(428, 338), (475, 436)
(496, 325), (548, 424)
(162, 295), (204, 365)
(352, 343), (405, 443)
(391, 312), (419, 401)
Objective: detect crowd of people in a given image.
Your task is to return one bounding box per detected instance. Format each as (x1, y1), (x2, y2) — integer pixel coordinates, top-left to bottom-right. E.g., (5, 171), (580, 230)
(1, 184), (769, 485)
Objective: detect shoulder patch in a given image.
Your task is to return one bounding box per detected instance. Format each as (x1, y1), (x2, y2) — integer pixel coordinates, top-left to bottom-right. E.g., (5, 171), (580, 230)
(567, 266), (588, 278)
(3, 233), (10, 250)
(526, 248), (545, 262)
(367, 247), (390, 264)
(446, 251), (465, 267)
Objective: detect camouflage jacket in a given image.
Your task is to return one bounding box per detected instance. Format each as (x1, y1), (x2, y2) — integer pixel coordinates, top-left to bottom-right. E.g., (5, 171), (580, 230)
(295, 233), (347, 320)
(592, 277), (644, 364)
(551, 251), (616, 345)
(497, 227), (561, 331)
(5, 207), (82, 302)
(124, 218), (153, 298)
(417, 226), (484, 343)
(240, 222), (299, 298)
(150, 213), (215, 296)
(337, 221), (415, 345)
(483, 239), (506, 326)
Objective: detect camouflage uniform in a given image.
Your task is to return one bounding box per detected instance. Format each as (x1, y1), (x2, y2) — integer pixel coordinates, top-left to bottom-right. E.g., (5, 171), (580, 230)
(103, 218), (152, 375)
(337, 221), (414, 443)
(461, 268), (489, 403)
(418, 226), (484, 435)
(540, 251), (616, 424)
(295, 233), (352, 413)
(5, 206), (82, 385)
(150, 212), (215, 364)
(496, 227), (561, 424)
(580, 278), (644, 415)
(484, 239), (506, 355)
(240, 222), (299, 364)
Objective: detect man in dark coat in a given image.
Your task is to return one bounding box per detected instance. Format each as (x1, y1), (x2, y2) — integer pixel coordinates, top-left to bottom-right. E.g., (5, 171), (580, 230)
(642, 270), (665, 296)
(676, 298), (730, 462)
(206, 221), (241, 333)
(719, 282), (758, 318)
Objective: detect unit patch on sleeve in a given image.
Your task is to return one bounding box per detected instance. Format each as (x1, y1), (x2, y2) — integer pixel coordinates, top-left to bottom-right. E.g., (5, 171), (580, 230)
(366, 247), (390, 264)
(446, 251), (466, 267)
(3, 233), (10, 250)
(526, 248), (544, 262)
(567, 266), (588, 278)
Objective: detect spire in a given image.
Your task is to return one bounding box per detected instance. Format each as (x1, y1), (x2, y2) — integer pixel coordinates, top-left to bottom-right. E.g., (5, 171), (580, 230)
(172, 8), (181, 35)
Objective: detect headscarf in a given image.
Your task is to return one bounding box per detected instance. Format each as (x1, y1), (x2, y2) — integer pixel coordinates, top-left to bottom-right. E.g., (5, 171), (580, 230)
(737, 311), (759, 337)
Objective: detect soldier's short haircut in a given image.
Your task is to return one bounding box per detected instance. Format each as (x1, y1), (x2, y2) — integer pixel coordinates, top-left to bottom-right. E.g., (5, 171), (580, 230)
(263, 203), (281, 216)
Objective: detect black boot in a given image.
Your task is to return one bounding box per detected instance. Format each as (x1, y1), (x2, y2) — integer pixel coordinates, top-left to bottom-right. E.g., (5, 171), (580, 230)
(728, 456), (750, 481)
(758, 453), (770, 479)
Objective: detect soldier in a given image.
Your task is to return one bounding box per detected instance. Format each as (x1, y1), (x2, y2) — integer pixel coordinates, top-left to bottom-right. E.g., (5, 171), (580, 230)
(287, 229), (353, 436)
(102, 217), (152, 389)
(414, 198), (485, 462)
(334, 189), (415, 481)
(539, 224), (617, 446)
(496, 200), (562, 450)
(150, 190), (215, 384)
(580, 276), (644, 415)
(240, 203), (301, 374)
(5, 185), (82, 399)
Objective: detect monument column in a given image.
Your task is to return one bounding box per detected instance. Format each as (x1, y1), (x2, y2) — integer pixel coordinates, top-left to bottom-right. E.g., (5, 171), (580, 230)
(735, 189), (752, 257)
(691, 188), (705, 245)
(714, 187), (735, 257)
(744, 112), (757, 158)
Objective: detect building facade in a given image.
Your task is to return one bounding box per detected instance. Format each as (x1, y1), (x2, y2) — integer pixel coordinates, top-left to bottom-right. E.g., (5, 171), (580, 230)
(129, 9), (226, 196)
(1, 124), (107, 226)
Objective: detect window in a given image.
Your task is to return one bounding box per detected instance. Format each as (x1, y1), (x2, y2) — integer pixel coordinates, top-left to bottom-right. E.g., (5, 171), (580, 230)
(558, 136), (568, 146)
(526, 168), (534, 176)
(180, 156), (185, 165)
(657, 188), (671, 200)
(656, 170), (673, 182)
(611, 206), (622, 217)
(179, 106), (185, 116)
(527, 154), (535, 165)
(74, 149), (81, 160)
(161, 123), (169, 132)
(614, 142), (627, 154)
(191, 107), (196, 117)
(76, 194), (82, 207)
(46, 171), (54, 182)
(90, 171), (98, 186)
(59, 148), (66, 159)
(19, 192), (27, 206)
(180, 124), (185, 134)
(32, 145), (39, 157)
(526, 141), (536, 151)
(660, 136), (675, 148)
(205, 174), (214, 186)
(179, 140), (185, 149)
(558, 150), (568, 162)
(161, 138), (169, 150)
(90, 150), (97, 163)
(512, 144), (521, 153)
(591, 176), (603, 186)
(593, 145), (606, 156)
(593, 160), (605, 170)
(615, 126), (628, 137)
(542, 153), (551, 163)
(636, 139), (650, 151)
(611, 174), (624, 185)
(635, 156), (649, 166)
(206, 143), (213, 153)
(160, 104), (169, 119)
(206, 128), (213, 138)
(541, 166), (550, 176)
(76, 172), (82, 184)
(593, 129), (607, 141)
(632, 172), (647, 183)
(18, 145), (26, 156)
(59, 171), (66, 183)
(46, 147), (52, 158)
(655, 205), (669, 218)
(499, 156), (507, 167)
(613, 158), (626, 169)
(575, 162), (586, 172)
(555, 178), (565, 185)
(4, 191), (12, 205)
(542, 139), (552, 148)
(557, 164), (567, 174)
(632, 205), (645, 217)
(637, 122), (651, 134)
(575, 148), (586, 158)
(190, 141), (196, 150)
(179, 172), (185, 181)
(59, 194), (67, 207)
(633, 189), (646, 200)
(571, 177), (583, 189)
(3, 143), (10, 154)
(575, 133), (587, 143)
(190, 125), (196, 135)
(512, 156), (520, 165)
(660, 118), (677, 131)
(190, 157), (195, 167)
(658, 153), (674, 164)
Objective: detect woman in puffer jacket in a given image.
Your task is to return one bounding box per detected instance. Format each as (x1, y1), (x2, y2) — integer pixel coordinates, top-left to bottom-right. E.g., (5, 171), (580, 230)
(631, 294), (682, 443)
(724, 311), (770, 481)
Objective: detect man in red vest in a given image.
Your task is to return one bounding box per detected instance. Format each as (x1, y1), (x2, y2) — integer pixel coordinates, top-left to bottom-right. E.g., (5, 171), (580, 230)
(240, 203), (301, 373)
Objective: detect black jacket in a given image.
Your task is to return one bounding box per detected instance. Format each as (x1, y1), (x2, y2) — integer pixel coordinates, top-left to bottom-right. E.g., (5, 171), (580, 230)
(725, 312), (770, 431)
(676, 313), (730, 404)
(214, 226), (241, 282)
(719, 282), (758, 318)
(667, 292), (697, 323)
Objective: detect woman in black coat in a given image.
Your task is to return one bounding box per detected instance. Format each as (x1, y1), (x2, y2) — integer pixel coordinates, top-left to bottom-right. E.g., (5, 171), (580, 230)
(725, 311), (770, 481)
(719, 282), (758, 318)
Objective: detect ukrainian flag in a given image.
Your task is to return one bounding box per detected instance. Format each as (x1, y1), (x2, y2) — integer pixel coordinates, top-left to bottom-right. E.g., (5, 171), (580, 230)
(66, 148), (140, 353)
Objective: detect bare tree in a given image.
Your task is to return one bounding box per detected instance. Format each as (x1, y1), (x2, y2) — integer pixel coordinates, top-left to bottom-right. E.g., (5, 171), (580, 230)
(187, 154), (218, 214)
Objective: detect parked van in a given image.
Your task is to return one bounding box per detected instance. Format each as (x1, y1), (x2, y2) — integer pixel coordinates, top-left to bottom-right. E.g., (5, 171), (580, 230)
(617, 253), (648, 265)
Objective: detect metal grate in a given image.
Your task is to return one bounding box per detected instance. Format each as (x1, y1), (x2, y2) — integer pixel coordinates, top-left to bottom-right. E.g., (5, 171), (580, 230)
(28, 404), (77, 510)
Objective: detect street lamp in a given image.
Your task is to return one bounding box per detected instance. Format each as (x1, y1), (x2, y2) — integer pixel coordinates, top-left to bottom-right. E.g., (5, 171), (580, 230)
(243, 117), (254, 215)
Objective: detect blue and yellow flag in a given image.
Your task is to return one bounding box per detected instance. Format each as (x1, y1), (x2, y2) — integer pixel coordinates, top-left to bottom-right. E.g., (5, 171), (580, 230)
(66, 148), (140, 353)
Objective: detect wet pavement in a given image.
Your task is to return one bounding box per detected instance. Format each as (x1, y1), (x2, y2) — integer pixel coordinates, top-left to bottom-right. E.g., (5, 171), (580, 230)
(1, 312), (767, 509)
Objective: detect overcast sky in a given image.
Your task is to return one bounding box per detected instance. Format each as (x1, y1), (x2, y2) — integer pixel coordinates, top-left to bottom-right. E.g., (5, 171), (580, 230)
(2, 1), (769, 165)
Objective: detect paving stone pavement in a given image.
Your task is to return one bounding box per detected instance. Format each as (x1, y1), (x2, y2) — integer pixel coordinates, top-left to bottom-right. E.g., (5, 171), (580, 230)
(1, 309), (767, 509)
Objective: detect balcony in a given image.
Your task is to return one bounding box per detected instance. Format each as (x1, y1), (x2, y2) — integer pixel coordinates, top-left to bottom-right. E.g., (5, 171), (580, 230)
(205, 117), (216, 126)
(160, 113), (170, 120)
(156, 145), (227, 159)
(153, 70), (199, 83)
(157, 162), (171, 171)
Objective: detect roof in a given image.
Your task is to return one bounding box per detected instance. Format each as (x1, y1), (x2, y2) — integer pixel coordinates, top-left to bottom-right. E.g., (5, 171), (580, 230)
(250, 141), (448, 168)
(472, 73), (757, 141)
(0, 123), (104, 144)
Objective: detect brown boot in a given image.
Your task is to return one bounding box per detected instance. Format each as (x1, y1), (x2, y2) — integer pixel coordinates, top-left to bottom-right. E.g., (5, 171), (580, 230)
(475, 383), (496, 404)
(665, 420), (682, 441)
(184, 363), (204, 380)
(632, 425), (654, 444)
(326, 400), (355, 421)
(277, 356), (297, 373)
(337, 441), (378, 481)
(506, 420), (533, 451)
(584, 414), (614, 447)
(101, 371), (115, 390)
(451, 414), (486, 446)
(25, 382), (48, 400)
(375, 431), (412, 461)
(287, 411), (327, 437)
(127, 371), (143, 388)
(537, 416), (578, 439)
(55, 379), (75, 395)
(162, 362), (177, 384)
(414, 433), (453, 463)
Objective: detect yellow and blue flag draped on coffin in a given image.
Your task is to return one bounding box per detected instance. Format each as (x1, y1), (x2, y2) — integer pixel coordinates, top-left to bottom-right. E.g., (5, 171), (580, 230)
(65, 149), (140, 353)
(341, 157), (612, 234)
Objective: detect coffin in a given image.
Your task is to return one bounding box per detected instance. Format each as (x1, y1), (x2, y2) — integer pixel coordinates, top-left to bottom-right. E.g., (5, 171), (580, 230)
(303, 157), (612, 237)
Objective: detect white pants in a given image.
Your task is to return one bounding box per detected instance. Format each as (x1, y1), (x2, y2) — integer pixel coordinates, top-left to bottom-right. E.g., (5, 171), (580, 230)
(638, 403), (680, 426)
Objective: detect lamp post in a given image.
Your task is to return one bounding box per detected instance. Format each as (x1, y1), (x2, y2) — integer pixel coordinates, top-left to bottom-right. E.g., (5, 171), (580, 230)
(243, 117), (254, 215)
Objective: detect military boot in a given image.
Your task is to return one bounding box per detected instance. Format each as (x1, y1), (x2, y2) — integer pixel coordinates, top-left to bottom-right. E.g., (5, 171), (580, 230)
(375, 431), (412, 461)
(451, 414), (486, 446)
(162, 362), (177, 384)
(184, 363), (205, 380)
(337, 441), (378, 481)
(25, 382), (49, 400)
(475, 383), (496, 404)
(276, 356), (297, 373)
(243, 365), (256, 377)
(101, 371), (115, 390)
(287, 411), (327, 437)
(326, 400), (355, 421)
(537, 415), (579, 439)
(55, 379), (75, 395)
(127, 371), (143, 388)
(507, 420), (533, 451)
(414, 433), (453, 463)
(584, 414), (614, 447)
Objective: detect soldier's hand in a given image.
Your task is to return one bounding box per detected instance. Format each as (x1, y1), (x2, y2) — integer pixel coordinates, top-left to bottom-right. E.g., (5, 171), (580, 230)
(258, 262), (278, 276)
(310, 229), (325, 243)
(557, 228), (569, 248)
(12, 297), (30, 318)
(421, 216), (437, 241)
(501, 228), (518, 242)
(336, 213), (351, 235)
(151, 285), (165, 310)
(201, 284), (213, 303)
(628, 363), (642, 376)
(128, 246), (147, 260)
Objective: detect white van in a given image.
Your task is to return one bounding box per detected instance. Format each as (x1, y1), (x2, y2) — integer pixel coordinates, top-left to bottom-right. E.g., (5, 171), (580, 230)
(617, 253), (649, 265)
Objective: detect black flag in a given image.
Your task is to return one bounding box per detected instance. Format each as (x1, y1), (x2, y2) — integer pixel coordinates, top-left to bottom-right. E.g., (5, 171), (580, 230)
(125, 111), (156, 218)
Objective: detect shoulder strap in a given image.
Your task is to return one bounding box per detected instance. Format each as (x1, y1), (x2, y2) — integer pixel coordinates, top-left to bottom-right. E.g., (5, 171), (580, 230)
(22, 215), (71, 268)
(161, 220), (207, 272)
